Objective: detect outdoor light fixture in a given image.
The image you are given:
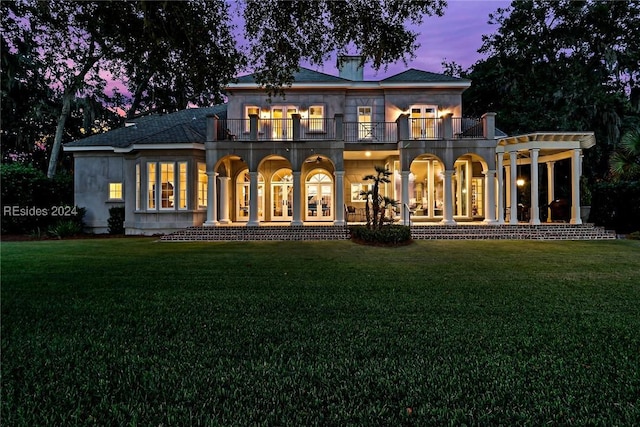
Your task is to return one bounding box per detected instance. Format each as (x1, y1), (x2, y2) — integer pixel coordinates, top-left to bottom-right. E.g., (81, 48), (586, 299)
(517, 178), (525, 187)
(365, 151), (372, 157)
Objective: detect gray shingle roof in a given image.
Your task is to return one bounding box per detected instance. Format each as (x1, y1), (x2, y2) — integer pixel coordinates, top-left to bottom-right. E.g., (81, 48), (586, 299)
(382, 68), (469, 83)
(236, 67), (350, 83)
(65, 105), (227, 149)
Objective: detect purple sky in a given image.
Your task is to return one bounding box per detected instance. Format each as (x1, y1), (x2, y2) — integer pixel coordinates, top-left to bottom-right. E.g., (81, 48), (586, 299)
(301, 0), (512, 79)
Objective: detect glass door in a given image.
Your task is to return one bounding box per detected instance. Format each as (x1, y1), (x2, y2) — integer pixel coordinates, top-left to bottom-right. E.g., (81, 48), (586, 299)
(306, 172), (333, 220)
(410, 105), (438, 139)
(272, 106), (297, 140)
(271, 169), (293, 221)
(236, 170), (264, 221)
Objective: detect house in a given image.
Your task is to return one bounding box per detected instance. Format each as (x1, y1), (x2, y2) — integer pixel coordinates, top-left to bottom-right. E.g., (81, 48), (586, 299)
(64, 56), (595, 235)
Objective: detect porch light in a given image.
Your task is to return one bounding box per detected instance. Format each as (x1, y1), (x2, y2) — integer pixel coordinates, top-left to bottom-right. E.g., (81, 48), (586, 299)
(517, 178), (525, 187)
(365, 151), (372, 157)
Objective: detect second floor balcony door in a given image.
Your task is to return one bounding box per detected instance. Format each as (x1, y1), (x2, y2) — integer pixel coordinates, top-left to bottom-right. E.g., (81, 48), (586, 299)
(272, 107), (297, 140)
(410, 106), (438, 139)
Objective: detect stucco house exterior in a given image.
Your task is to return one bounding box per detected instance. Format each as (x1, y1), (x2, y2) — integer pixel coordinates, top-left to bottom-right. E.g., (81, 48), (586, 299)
(64, 56), (595, 235)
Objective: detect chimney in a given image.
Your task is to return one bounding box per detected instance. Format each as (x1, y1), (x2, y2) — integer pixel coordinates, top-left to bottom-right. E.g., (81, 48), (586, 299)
(337, 55), (364, 81)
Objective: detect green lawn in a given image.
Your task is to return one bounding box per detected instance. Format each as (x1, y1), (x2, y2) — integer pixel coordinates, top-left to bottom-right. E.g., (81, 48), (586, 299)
(2, 238), (639, 425)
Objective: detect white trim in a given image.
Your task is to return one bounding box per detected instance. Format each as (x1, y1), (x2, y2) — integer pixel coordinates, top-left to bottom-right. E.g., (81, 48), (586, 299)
(227, 81), (470, 90)
(64, 143), (205, 153)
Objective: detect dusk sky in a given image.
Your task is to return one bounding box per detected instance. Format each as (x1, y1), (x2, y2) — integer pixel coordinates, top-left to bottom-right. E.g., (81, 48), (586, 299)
(293, 0), (512, 79)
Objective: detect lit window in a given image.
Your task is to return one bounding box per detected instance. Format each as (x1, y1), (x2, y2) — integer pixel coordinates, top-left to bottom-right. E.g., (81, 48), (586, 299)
(245, 106), (260, 132)
(308, 105), (324, 131)
(198, 163), (207, 208)
(147, 163), (156, 209)
(109, 182), (123, 200)
(135, 164), (140, 210)
(178, 162), (187, 210)
(160, 163), (175, 209)
(351, 183), (373, 202)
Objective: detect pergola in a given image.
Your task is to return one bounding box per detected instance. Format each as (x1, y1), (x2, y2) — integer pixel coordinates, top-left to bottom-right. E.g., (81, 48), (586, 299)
(495, 132), (596, 225)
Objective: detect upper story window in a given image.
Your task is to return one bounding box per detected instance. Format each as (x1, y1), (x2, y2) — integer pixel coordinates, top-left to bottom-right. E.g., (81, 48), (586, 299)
(358, 106), (374, 139)
(245, 106), (260, 132)
(307, 105), (324, 131)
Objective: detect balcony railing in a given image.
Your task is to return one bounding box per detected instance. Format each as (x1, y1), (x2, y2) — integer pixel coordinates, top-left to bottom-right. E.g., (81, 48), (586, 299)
(409, 118), (443, 140)
(453, 117), (484, 139)
(343, 122), (398, 143)
(214, 115), (489, 142)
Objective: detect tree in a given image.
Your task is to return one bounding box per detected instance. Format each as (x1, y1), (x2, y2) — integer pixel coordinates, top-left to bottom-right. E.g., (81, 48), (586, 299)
(243, 0), (446, 93)
(610, 127), (640, 180)
(115, 0), (243, 118)
(361, 166), (398, 230)
(2, 0), (243, 176)
(2, 0), (448, 176)
(461, 0), (640, 181)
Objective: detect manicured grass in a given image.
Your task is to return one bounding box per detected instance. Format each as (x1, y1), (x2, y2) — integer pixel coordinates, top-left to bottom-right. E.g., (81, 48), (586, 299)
(2, 238), (640, 425)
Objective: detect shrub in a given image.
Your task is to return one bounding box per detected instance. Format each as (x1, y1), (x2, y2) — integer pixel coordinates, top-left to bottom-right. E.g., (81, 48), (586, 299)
(1, 163), (73, 234)
(48, 220), (83, 239)
(349, 224), (412, 245)
(590, 180), (640, 233)
(627, 231), (640, 240)
(108, 206), (126, 235)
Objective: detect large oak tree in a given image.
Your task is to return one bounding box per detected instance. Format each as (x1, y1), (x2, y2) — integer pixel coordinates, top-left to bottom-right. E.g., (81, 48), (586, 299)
(2, 0), (447, 176)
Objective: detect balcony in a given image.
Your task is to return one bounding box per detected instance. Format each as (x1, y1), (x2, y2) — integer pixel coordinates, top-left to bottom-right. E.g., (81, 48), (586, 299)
(212, 114), (493, 142)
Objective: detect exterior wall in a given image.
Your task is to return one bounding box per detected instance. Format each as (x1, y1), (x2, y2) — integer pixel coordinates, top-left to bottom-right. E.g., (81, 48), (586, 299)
(125, 149), (207, 235)
(73, 153), (125, 233)
(383, 89), (463, 120)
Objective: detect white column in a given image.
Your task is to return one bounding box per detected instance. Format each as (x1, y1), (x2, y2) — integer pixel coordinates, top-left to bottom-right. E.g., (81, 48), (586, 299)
(546, 161), (555, 222)
(509, 151), (518, 224)
(496, 157), (505, 224)
(247, 171), (260, 227)
(570, 149), (582, 224)
(204, 172), (218, 226)
(334, 171), (345, 226)
(401, 170), (410, 225)
(218, 176), (231, 224)
(504, 165), (511, 222)
(441, 170), (456, 225)
(530, 149), (541, 225)
(291, 171), (303, 226)
(427, 162), (435, 217)
(483, 169), (497, 224)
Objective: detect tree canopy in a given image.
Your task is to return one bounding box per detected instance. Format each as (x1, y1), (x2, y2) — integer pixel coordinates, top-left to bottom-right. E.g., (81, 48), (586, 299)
(459, 0), (640, 180)
(1, 0), (447, 175)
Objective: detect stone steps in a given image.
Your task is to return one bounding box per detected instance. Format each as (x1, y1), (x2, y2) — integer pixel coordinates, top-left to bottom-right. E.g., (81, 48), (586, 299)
(160, 223), (616, 242)
(160, 225), (350, 241)
(410, 224), (616, 240)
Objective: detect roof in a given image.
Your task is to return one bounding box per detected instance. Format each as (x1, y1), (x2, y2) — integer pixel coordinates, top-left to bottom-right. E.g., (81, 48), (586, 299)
(230, 66), (470, 90)
(382, 68), (469, 84)
(236, 67), (349, 84)
(65, 105), (227, 150)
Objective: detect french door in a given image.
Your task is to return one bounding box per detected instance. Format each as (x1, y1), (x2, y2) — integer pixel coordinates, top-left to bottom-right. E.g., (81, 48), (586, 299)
(272, 106), (297, 140)
(410, 105), (438, 139)
(271, 169), (293, 221)
(306, 172), (333, 221)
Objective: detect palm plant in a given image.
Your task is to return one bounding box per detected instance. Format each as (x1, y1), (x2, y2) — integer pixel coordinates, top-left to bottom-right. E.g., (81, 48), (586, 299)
(360, 166), (398, 229)
(610, 127), (640, 180)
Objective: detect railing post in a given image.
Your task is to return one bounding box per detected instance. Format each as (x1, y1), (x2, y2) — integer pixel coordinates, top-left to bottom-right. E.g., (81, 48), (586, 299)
(397, 114), (410, 140)
(482, 112), (496, 140)
(249, 114), (258, 141)
(292, 113), (301, 141)
(335, 114), (344, 141)
(443, 113), (453, 139)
